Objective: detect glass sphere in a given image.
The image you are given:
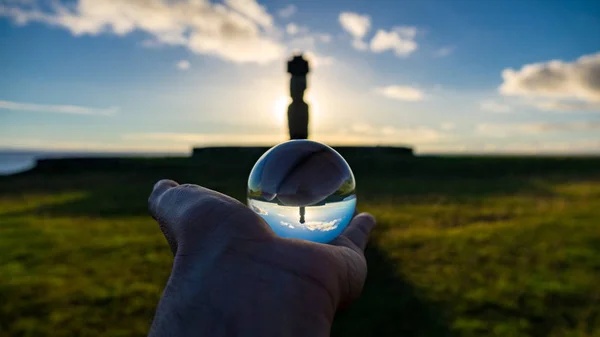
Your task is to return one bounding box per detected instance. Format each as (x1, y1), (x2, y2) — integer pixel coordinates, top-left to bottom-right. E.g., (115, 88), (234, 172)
(247, 140), (356, 243)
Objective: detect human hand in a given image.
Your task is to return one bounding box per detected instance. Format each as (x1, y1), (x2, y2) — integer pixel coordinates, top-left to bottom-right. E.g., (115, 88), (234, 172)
(147, 179), (376, 337)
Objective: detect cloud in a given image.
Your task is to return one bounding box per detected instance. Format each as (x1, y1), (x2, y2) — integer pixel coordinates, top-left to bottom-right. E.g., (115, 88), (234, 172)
(126, 122), (445, 148)
(285, 22), (307, 35)
(280, 221), (295, 229)
(286, 23), (298, 35)
(304, 51), (334, 68)
(123, 132), (285, 145)
(434, 46), (455, 57)
(288, 36), (316, 51)
(0, 138), (189, 153)
(476, 121), (600, 137)
(499, 52), (600, 110)
(339, 11), (371, 51)
(176, 60), (190, 70)
(316, 33), (331, 43)
(303, 218), (341, 232)
(352, 39), (368, 51)
(530, 100), (600, 112)
(375, 85), (425, 101)
(480, 100), (512, 113)
(251, 205), (268, 215)
(339, 12), (370, 39)
(224, 0), (273, 28)
(280, 218), (341, 232)
(278, 4), (296, 18)
(370, 26), (417, 57)
(0, 0), (284, 64)
(349, 123), (443, 143)
(480, 98), (598, 115)
(0, 100), (117, 116)
(496, 140), (600, 154)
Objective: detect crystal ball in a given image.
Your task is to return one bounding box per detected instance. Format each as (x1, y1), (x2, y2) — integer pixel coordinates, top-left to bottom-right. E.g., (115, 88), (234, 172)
(247, 140), (356, 243)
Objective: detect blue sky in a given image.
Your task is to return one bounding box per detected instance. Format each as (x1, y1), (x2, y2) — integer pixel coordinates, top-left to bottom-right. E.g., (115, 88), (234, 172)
(1, 0), (599, 153)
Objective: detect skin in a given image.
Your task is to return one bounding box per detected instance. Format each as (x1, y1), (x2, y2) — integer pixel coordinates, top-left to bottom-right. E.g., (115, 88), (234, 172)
(147, 179), (376, 337)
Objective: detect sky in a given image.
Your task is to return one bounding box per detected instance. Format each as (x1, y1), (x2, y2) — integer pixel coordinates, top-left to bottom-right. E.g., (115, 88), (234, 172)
(0, 0), (599, 154)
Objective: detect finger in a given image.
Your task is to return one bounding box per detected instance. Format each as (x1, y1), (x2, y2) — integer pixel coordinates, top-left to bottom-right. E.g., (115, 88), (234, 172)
(335, 213), (376, 252)
(148, 179), (180, 254)
(148, 179), (179, 218)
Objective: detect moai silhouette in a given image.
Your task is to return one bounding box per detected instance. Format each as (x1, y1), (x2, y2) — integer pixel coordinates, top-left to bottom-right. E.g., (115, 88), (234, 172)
(287, 54), (310, 140)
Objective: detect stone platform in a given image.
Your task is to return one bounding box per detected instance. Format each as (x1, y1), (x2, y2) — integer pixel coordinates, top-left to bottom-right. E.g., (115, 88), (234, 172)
(192, 145), (414, 158)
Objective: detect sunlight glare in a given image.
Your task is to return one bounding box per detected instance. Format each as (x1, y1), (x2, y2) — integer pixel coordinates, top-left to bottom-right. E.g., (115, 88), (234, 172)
(305, 91), (321, 124)
(273, 95), (289, 126)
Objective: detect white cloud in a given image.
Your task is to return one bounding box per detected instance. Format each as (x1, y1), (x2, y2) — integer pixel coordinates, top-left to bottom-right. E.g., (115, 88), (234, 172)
(224, 0), (273, 28)
(0, 0), (284, 64)
(499, 52), (600, 110)
(370, 26), (417, 57)
(251, 205), (269, 215)
(278, 4), (296, 18)
(375, 85), (425, 101)
(286, 23), (298, 35)
(303, 51), (334, 68)
(434, 46), (455, 57)
(285, 22), (308, 35)
(500, 140), (600, 154)
(476, 121), (600, 137)
(339, 11), (371, 51)
(288, 36), (316, 51)
(123, 132), (285, 145)
(316, 33), (332, 43)
(126, 122), (445, 149)
(302, 218), (341, 232)
(349, 123), (443, 143)
(280, 218), (341, 232)
(480, 100), (512, 113)
(176, 60), (190, 70)
(0, 100), (117, 116)
(351, 39), (368, 51)
(339, 12), (370, 39)
(530, 99), (600, 112)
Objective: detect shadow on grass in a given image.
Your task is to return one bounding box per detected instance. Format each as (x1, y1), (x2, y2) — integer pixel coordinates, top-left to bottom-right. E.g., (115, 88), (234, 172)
(332, 244), (454, 337)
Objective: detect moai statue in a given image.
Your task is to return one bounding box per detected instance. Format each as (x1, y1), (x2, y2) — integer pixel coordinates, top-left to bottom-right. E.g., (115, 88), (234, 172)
(287, 54), (310, 140)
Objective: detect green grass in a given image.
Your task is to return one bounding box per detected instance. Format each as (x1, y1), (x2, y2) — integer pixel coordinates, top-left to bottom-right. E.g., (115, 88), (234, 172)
(1, 153), (600, 337)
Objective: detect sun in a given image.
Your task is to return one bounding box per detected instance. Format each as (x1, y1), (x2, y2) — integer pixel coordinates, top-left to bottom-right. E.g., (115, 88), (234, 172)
(273, 93), (321, 127)
(272, 92), (321, 130)
(273, 95), (289, 125)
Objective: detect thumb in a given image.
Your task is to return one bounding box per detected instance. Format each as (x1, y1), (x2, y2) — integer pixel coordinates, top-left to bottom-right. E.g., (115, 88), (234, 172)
(332, 212), (376, 252)
(148, 179), (180, 254)
(148, 179), (179, 218)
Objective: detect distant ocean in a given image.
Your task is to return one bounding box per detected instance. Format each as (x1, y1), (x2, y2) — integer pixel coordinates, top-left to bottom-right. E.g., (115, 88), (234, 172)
(0, 150), (187, 176)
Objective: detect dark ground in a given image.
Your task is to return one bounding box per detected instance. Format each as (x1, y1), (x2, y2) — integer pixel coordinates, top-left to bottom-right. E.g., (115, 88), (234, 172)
(1, 151), (600, 337)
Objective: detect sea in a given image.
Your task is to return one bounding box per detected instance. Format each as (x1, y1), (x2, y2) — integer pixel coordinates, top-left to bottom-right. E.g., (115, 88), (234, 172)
(0, 150), (188, 176)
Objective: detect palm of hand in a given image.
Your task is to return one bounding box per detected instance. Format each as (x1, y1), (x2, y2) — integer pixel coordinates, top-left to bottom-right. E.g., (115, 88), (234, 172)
(148, 180), (375, 336)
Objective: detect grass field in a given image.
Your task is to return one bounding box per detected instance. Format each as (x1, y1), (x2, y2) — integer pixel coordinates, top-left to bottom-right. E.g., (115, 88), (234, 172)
(1, 152), (600, 337)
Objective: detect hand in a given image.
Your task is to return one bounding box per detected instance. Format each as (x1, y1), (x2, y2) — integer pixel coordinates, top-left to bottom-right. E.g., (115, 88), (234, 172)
(147, 179), (376, 337)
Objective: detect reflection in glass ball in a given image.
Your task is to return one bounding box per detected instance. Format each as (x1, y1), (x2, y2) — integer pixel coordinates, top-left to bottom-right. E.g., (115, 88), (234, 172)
(247, 140), (356, 243)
